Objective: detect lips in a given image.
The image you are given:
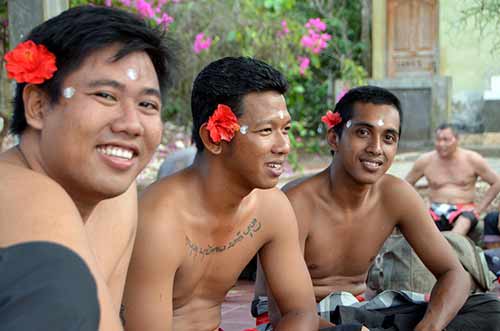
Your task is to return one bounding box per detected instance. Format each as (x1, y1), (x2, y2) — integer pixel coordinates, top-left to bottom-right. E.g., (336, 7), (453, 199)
(96, 143), (139, 171)
(360, 158), (383, 172)
(265, 160), (284, 177)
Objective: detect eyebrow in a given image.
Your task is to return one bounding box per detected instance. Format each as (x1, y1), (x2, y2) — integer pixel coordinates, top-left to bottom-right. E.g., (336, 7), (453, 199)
(86, 79), (161, 99)
(351, 121), (400, 136)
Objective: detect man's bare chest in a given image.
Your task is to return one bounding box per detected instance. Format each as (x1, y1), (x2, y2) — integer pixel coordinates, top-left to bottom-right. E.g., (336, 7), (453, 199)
(304, 212), (394, 277)
(425, 163), (476, 188)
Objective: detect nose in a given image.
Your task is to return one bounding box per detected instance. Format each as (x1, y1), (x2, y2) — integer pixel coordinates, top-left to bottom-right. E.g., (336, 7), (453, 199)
(366, 135), (382, 155)
(110, 101), (144, 137)
(271, 131), (290, 155)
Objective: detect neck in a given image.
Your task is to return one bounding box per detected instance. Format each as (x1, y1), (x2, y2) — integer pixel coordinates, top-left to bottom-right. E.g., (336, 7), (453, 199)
(327, 161), (371, 209)
(191, 152), (253, 220)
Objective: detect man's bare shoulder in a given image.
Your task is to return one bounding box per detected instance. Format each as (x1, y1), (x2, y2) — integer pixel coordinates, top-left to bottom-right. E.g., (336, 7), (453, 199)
(380, 174), (421, 201)
(283, 170), (326, 205)
(379, 174), (426, 217)
(461, 147), (486, 163)
(138, 170), (188, 249)
(0, 163), (82, 246)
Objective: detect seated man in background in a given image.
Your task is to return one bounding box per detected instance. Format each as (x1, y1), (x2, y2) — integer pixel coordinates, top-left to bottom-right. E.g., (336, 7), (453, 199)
(254, 86), (500, 331)
(406, 123), (500, 236)
(123, 57), (318, 331)
(0, 5), (177, 331)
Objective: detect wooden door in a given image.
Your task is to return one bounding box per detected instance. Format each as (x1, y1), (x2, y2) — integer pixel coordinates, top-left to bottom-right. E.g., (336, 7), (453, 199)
(387, 0), (438, 77)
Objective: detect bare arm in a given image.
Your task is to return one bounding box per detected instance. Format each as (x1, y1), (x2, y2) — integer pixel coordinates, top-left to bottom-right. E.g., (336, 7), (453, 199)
(0, 169), (123, 331)
(393, 179), (469, 331)
(122, 188), (184, 331)
(470, 153), (500, 215)
(258, 191), (318, 331)
(405, 155), (427, 186)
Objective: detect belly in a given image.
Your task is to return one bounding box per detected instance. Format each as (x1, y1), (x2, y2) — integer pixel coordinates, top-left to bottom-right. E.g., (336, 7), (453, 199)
(173, 298), (222, 331)
(311, 273), (368, 301)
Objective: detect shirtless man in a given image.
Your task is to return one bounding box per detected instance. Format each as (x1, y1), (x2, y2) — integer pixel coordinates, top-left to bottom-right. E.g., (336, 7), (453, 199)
(123, 57), (318, 331)
(406, 123), (500, 235)
(255, 86), (500, 331)
(0, 6), (176, 330)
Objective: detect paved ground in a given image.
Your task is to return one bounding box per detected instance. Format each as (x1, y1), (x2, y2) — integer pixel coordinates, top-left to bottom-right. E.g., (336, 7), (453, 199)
(220, 281), (255, 331)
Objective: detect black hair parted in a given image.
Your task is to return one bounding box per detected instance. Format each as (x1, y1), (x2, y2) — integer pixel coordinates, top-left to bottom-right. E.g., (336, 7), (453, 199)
(10, 5), (179, 135)
(190, 56), (288, 151)
(333, 85), (403, 139)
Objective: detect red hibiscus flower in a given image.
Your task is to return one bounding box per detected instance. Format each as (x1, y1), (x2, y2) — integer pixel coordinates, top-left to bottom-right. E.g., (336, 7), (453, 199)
(206, 104), (240, 143)
(321, 110), (342, 129)
(4, 40), (57, 84)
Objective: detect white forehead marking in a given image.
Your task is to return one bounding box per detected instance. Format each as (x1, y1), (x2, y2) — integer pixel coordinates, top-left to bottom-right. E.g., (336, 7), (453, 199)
(278, 110), (284, 120)
(63, 87), (76, 99)
(377, 119), (385, 127)
(240, 125), (248, 134)
(345, 120), (352, 128)
(127, 68), (138, 81)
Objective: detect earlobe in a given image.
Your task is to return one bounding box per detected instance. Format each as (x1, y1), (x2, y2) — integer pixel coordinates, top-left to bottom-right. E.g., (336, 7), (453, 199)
(199, 123), (222, 155)
(327, 129), (339, 152)
(22, 84), (49, 130)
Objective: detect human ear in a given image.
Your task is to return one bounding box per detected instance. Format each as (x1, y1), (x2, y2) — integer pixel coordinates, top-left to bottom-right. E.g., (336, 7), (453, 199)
(22, 84), (50, 130)
(327, 129), (340, 152)
(199, 123), (222, 155)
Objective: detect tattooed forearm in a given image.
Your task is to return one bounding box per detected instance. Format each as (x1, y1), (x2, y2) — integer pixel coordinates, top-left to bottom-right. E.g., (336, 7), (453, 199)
(186, 218), (262, 256)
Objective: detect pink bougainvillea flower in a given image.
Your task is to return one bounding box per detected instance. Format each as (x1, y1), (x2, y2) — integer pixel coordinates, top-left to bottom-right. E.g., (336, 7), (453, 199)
(193, 32), (212, 54)
(157, 12), (174, 29)
(321, 110), (342, 129)
(136, 0), (155, 18)
(298, 56), (310, 75)
(206, 104), (240, 143)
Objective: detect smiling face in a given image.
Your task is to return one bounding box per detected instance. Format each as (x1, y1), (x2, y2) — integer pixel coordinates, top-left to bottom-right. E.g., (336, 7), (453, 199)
(330, 102), (400, 185)
(224, 91), (291, 190)
(435, 128), (458, 158)
(36, 45), (163, 202)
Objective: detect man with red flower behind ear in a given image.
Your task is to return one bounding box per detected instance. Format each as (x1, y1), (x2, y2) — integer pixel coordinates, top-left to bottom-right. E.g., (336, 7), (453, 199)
(0, 6), (177, 331)
(254, 86), (500, 331)
(123, 57), (318, 331)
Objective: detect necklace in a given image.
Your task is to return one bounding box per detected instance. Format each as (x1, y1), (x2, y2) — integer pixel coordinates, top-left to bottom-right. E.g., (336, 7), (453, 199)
(16, 145), (32, 169)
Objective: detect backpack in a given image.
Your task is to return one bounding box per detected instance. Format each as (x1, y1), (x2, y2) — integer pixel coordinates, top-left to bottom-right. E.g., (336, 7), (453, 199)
(367, 229), (497, 294)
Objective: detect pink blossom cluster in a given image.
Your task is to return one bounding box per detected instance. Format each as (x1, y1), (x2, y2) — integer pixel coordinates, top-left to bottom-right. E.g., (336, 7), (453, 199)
(300, 18), (331, 54)
(193, 32), (212, 54)
(298, 56), (310, 75)
(105, 0), (175, 30)
(276, 20), (290, 38)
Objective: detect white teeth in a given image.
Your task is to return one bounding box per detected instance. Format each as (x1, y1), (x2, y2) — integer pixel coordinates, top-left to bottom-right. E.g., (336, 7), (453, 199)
(268, 163), (282, 169)
(97, 145), (134, 160)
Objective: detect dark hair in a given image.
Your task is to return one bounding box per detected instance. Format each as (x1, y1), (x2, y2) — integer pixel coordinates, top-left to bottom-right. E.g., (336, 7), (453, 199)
(190, 56), (288, 151)
(10, 5), (178, 135)
(436, 123), (458, 136)
(333, 85), (403, 139)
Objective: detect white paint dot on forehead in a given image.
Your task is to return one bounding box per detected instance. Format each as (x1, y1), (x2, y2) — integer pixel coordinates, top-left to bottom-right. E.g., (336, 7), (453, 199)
(376, 119), (385, 127)
(240, 125), (249, 135)
(127, 68), (138, 81)
(278, 110), (284, 120)
(345, 120), (352, 128)
(63, 87), (76, 99)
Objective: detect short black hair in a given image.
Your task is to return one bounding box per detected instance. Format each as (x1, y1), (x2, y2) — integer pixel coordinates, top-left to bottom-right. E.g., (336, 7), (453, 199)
(436, 123), (458, 136)
(10, 5), (178, 135)
(190, 56), (288, 151)
(332, 85), (403, 139)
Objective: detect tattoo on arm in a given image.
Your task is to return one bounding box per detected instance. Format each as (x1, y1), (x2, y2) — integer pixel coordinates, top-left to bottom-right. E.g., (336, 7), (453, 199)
(185, 218), (262, 257)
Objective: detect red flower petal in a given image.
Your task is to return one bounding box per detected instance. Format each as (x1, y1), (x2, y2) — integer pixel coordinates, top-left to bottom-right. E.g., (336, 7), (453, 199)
(4, 40), (57, 84)
(206, 104), (241, 143)
(321, 110), (342, 129)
